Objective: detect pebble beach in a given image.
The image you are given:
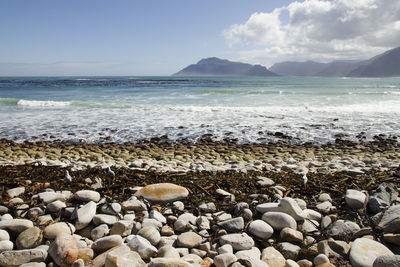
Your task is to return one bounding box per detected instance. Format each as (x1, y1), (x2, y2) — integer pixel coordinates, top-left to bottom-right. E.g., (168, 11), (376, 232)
(0, 136), (400, 267)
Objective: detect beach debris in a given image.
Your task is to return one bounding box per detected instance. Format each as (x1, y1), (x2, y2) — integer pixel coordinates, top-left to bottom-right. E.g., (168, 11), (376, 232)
(106, 167), (115, 177)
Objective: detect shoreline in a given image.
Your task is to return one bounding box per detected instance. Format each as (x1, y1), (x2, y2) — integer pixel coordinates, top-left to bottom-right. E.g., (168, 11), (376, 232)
(0, 137), (399, 174)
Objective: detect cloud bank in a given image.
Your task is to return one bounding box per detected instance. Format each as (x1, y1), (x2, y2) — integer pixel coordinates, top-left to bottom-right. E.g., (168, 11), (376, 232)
(223, 0), (400, 66)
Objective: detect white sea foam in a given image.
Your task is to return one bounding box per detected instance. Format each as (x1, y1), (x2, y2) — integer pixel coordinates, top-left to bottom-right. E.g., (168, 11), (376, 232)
(17, 99), (71, 107)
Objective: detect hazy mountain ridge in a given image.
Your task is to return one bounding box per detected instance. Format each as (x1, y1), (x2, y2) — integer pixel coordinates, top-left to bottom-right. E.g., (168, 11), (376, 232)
(173, 57), (278, 77)
(270, 46), (400, 77)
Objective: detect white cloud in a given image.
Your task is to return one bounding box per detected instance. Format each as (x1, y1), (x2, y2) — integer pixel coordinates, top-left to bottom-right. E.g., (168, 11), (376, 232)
(223, 0), (400, 66)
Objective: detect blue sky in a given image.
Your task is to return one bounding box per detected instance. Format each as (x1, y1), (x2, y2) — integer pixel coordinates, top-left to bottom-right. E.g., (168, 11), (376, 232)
(0, 0), (399, 75)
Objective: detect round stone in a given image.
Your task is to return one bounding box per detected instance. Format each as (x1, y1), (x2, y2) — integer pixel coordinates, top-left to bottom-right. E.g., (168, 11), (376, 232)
(16, 227), (42, 249)
(262, 212), (297, 231)
(135, 183), (189, 202)
(247, 220), (274, 240)
(137, 227), (161, 246)
(127, 235), (158, 260)
(0, 240), (13, 253)
(314, 254), (330, 266)
(0, 230), (10, 241)
(345, 189), (366, 210)
(91, 235), (123, 251)
(177, 232), (203, 248)
(373, 255), (400, 267)
(74, 190), (101, 202)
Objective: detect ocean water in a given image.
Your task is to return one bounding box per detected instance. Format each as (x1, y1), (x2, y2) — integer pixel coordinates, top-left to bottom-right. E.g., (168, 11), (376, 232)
(1, 76), (400, 144)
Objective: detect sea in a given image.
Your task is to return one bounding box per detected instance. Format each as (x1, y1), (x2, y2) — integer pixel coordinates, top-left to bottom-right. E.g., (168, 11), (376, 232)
(1, 76), (400, 145)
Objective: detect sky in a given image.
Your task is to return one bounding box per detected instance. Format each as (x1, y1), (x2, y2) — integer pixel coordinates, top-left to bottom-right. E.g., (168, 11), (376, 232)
(0, 0), (399, 76)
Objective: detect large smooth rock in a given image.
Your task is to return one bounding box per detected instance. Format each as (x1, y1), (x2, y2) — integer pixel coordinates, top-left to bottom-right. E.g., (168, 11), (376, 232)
(378, 205), (400, 233)
(44, 222), (76, 239)
(75, 201), (97, 230)
(262, 212), (297, 231)
(280, 227), (303, 243)
(261, 246), (285, 267)
(0, 219), (33, 233)
(256, 203), (282, 213)
(47, 200), (66, 213)
(349, 238), (393, 267)
(16, 227), (42, 249)
(74, 190), (101, 202)
(217, 217), (244, 233)
(105, 245), (145, 267)
(157, 246), (180, 259)
(247, 220), (274, 240)
(91, 224), (109, 241)
(373, 255), (400, 267)
(219, 233), (255, 251)
(369, 183), (398, 214)
(0, 248), (47, 267)
(92, 235), (123, 251)
(127, 235), (158, 260)
(48, 233), (79, 267)
(149, 258), (192, 267)
(345, 189), (366, 210)
(135, 183), (189, 202)
(177, 232), (203, 248)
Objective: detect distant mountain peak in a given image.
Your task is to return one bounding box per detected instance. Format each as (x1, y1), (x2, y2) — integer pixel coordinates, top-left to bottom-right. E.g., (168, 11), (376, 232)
(174, 57), (278, 77)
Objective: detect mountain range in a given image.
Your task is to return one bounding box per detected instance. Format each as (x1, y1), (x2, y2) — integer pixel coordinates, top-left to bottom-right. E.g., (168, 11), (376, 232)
(174, 46), (400, 77)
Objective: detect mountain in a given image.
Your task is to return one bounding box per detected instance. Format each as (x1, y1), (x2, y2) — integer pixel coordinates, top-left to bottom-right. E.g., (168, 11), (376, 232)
(269, 46), (400, 77)
(173, 57), (278, 76)
(347, 46), (400, 77)
(270, 60), (364, 77)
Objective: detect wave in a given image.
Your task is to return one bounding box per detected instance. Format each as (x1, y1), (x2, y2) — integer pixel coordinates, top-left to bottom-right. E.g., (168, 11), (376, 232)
(17, 99), (71, 107)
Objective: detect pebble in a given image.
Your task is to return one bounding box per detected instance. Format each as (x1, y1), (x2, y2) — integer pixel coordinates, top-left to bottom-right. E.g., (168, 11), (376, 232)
(135, 183), (189, 202)
(44, 222), (75, 239)
(214, 253), (237, 267)
(0, 240), (13, 252)
(279, 198), (305, 221)
(47, 200), (66, 213)
(219, 233), (255, 250)
(217, 217), (244, 233)
(92, 214), (118, 225)
(314, 254), (330, 266)
(345, 189), (366, 210)
(127, 235), (158, 260)
(91, 235), (123, 251)
(121, 197), (147, 211)
(0, 219), (34, 233)
(138, 226), (161, 246)
(149, 257), (192, 267)
(277, 242), (301, 260)
(7, 187), (25, 198)
(247, 220), (274, 240)
(16, 226), (42, 249)
(157, 245), (180, 258)
(48, 233), (79, 266)
(349, 238), (393, 267)
(262, 212), (297, 231)
(38, 191), (66, 204)
(177, 231), (203, 248)
(377, 205), (400, 233)
(261, 246), (286, 267)
(373, 255), (400, 267)
(280, 227), (303, 243)
(74, 190), (101, 202)
(105, 245), (145, 267)
(327, 219), (360, 239)
(369, 183), (398, 214)
(110, 220), (134, 237)
(0, 230), (10, 241)
(91, 224), (109, 241)
(0, 248), (48, 266)
(75, 201), (97, 230)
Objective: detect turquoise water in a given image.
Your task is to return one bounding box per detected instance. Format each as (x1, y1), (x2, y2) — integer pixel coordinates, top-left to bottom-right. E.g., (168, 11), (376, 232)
(1, 76), (400, 144)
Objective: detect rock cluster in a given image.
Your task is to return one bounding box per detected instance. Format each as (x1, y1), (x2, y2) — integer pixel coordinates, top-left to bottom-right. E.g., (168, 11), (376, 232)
(0, 180), (399, 266)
